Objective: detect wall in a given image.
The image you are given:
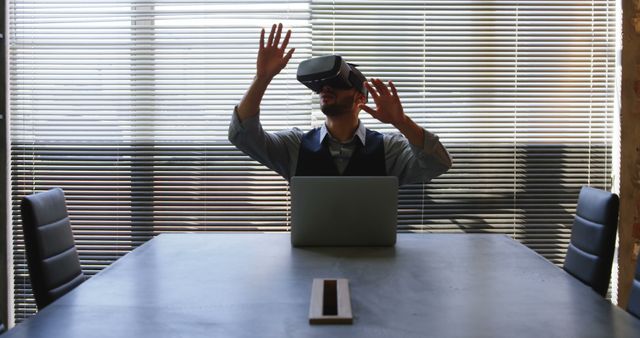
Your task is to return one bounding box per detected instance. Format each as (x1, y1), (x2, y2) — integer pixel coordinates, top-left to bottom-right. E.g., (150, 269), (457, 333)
(618, 0), (640, 308)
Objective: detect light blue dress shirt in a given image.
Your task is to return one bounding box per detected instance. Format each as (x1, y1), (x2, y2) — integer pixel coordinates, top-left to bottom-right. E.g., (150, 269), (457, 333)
(228, 108), (452, 186)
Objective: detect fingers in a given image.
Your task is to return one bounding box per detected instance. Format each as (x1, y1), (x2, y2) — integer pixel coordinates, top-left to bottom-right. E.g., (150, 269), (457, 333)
(273, 23), (283, 48)
(283, 48), (296, 64)
(363, 81), (379, 100)
(265, 23), (292, 50)
(372, 78), (391, 97)
(366, 78), (400, 102)
(388, 81), (399, 98)
(281, 29), (292, 50)
(267, 24), (276, 47)
(358, 103), (376, 115)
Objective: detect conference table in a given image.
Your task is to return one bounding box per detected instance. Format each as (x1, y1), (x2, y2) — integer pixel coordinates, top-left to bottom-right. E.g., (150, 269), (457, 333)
(5, 233), (640, 337)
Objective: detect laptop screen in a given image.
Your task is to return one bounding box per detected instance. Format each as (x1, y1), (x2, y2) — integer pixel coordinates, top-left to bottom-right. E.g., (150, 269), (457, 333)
(290, 176), (398, 247)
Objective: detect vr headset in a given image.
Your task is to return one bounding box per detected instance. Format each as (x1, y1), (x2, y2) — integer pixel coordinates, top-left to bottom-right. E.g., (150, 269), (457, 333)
(297, 55), (367, 99)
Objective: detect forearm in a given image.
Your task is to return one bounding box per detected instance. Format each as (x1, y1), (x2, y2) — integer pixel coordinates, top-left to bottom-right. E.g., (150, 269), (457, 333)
(396, 117), (452, 170)
(384, 131), (452, 186)
(228, 109), (301, 181)
(393, 115), (425, 147)
(236, 76), (272, 122)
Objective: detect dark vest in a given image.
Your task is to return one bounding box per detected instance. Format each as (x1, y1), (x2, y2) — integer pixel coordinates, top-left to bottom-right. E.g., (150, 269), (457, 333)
(295, 127), (386, 176)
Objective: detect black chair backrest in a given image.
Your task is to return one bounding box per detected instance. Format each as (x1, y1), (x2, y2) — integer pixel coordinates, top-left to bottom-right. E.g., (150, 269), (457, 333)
(563, 186), (619, 297)
(21, 188), (85, 310)
(628, 257), (640, 318)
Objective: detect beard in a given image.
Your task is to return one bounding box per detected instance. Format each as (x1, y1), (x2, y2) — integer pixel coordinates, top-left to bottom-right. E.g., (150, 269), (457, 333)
(321, 103), (349, 117)
(320, 94), (356, 117)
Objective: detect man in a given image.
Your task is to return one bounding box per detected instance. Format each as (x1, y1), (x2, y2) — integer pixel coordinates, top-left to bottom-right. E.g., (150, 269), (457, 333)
(229, 23), (452, 186)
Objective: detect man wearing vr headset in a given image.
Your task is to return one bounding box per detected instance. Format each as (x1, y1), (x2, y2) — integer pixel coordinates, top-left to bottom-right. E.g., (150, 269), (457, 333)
(229, 23), (452, 185)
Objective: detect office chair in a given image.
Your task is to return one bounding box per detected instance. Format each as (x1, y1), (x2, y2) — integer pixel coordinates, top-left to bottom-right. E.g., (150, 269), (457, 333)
(628, 257), (640, 319)
(563, 186), (619, 297)
(21, 187), (85, 310)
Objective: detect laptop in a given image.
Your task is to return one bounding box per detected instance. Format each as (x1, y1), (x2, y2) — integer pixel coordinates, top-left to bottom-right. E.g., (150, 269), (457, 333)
(290, 176), (398, 247)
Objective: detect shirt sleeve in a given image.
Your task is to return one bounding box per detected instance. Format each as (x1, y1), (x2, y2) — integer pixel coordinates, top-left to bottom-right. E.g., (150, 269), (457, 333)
(384, 129), (453, 186)
(228, 106), (303, 180)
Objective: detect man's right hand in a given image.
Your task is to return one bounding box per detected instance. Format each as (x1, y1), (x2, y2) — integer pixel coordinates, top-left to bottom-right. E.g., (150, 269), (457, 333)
(256, 23), (295, 82)
(236, 23), (294, 122)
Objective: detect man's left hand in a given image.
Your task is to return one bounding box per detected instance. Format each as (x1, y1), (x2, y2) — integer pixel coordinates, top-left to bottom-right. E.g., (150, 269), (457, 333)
(360, 78), (425, 147)
(359, 79), (406, 127)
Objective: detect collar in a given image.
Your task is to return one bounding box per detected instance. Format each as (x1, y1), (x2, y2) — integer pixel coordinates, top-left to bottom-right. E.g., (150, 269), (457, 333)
(320, 120), (367, 146)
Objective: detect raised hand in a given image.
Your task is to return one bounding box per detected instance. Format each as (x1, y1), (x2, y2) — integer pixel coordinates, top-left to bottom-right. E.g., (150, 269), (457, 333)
(359, 79), (407, 127)
(256, 23), (295, 82)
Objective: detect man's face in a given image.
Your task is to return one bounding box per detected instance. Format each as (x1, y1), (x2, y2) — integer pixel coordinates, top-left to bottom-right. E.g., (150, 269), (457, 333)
(319, 85), (361, 117)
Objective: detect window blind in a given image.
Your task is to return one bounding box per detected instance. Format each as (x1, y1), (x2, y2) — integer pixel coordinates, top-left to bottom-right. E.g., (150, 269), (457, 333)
(311, 0), (615, 255)
(9, 0), (616, 323)
(9, 0), (313, 322)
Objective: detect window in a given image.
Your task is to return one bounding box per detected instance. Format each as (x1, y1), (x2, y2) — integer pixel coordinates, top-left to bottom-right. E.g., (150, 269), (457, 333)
(9, 0), (617, 322)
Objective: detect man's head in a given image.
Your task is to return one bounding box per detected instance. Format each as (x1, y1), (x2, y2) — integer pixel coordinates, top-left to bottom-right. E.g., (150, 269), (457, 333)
(296, 55), (367, 115)
(297, 55), (368, 117)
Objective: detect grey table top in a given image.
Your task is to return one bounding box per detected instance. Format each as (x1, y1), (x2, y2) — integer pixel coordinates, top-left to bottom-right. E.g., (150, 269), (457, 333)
(5, 233), (640, 338)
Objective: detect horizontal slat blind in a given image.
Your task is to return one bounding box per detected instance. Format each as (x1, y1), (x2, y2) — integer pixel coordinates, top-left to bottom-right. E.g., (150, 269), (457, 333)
(9, 0), (616, 323)
(311, 0), (615, 261)
(9, 0), (312, 322)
